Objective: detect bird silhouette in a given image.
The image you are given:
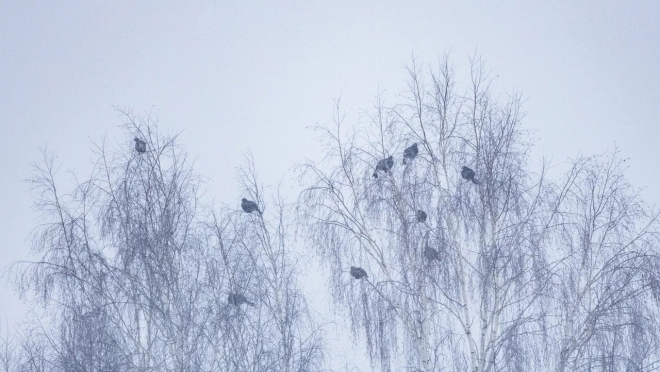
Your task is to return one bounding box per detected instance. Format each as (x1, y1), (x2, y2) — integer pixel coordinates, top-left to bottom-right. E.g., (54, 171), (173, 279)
(134, 138), (147, 153)
(228, 293), (255, 307)
(461, 166), (479, 184)
(241, 198), (261, 214)
(424, 246), (440, 261)
(350, 266), (368, 279)
(403, 143), (419, 164)
(373, 156), (394, 178)
(416, 210), (427, 223)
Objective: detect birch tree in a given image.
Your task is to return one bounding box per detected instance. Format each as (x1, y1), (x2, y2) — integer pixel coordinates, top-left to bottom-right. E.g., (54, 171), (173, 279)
(8, 110), (324, 372)
(204, 155), (325, 372)
(551, 154), (660, 372)
(298, 56), (660, 372)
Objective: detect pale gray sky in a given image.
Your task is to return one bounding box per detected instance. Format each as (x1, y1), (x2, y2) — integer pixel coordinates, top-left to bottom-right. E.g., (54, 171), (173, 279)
(1, 1), (659, 369)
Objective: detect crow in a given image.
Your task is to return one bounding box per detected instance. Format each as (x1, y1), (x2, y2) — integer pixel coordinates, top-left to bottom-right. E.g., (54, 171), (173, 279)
(416, 210), (427, 223)
(228, 293), (255, 307)
(403, 143), (419, 164)
(461, 166), (479, 184)
(350, 266), (368, 280)
(134, 138), (147, 153)
(373, 156), (394, 178)
(241, 198), (261, 214)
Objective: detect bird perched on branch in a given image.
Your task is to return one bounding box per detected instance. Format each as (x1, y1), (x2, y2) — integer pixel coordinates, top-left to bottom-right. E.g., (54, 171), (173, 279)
(424, 246), (440, 261)
(461, 166), (479, 184)
(228, 293), (255, 307)
(134, 138), (147, 153)
(416, 210), (427, 223)
(403, 143), (418, 164)
(350, 266), (368, 280)
(373, 156), (394, 178)
(241, 198), (261, 214)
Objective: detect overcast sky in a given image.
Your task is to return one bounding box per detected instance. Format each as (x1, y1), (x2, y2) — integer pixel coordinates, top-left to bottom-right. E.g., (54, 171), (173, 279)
(1, 1), (659, 369)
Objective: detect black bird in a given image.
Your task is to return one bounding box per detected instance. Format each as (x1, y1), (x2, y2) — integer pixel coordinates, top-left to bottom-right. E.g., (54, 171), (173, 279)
(461, 166), (479, 184)
(416, 210), (427, 223)
(373, 156), (394, 178)
(403, 143), (419, 164)
(241, 198), (261, 214)
(134, 138), (147, 153)
(424, 246), (440, 261)
(228, 293), (255, 307)
(350, 266), (368, 280)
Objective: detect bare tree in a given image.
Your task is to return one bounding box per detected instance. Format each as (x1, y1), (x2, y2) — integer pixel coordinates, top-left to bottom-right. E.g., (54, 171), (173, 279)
(7, 110), (324, 372)
(0, 322), (53, 372)
(202, 154), (325, 372)
(298, 56), (660, 372)
(550, 154), (660, 372)
(0, 327), (19, 372)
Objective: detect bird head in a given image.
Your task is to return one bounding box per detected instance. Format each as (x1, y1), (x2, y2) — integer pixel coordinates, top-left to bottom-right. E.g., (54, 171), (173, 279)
(242, 198), (247, 202)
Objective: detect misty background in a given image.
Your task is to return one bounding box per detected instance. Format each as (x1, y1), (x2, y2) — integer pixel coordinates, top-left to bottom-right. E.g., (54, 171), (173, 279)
(1, 1), (659, 369)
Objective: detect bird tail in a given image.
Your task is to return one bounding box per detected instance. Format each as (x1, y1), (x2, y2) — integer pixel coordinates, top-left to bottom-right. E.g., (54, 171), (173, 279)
(247, 301), (255, 306)
(472, 178), (480, 185)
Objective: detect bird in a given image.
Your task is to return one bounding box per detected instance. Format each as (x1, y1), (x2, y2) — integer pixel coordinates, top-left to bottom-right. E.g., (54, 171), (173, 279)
(416, 210), (427, 223)
(373, 156), (394, 178)
(228, 293), (255, 307)
(403, 143), (419, 164)
(350, 266), (368, 280)
(424, 246), (440, 261)
(134, 138), (147, 153)
(461, 166), (479, 184)
(241, 198), (261, 214)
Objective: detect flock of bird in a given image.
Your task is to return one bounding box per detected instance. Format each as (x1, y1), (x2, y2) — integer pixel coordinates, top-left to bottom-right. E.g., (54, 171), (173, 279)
(357, 143), (481, 282)
(132, 139), (480, 306)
